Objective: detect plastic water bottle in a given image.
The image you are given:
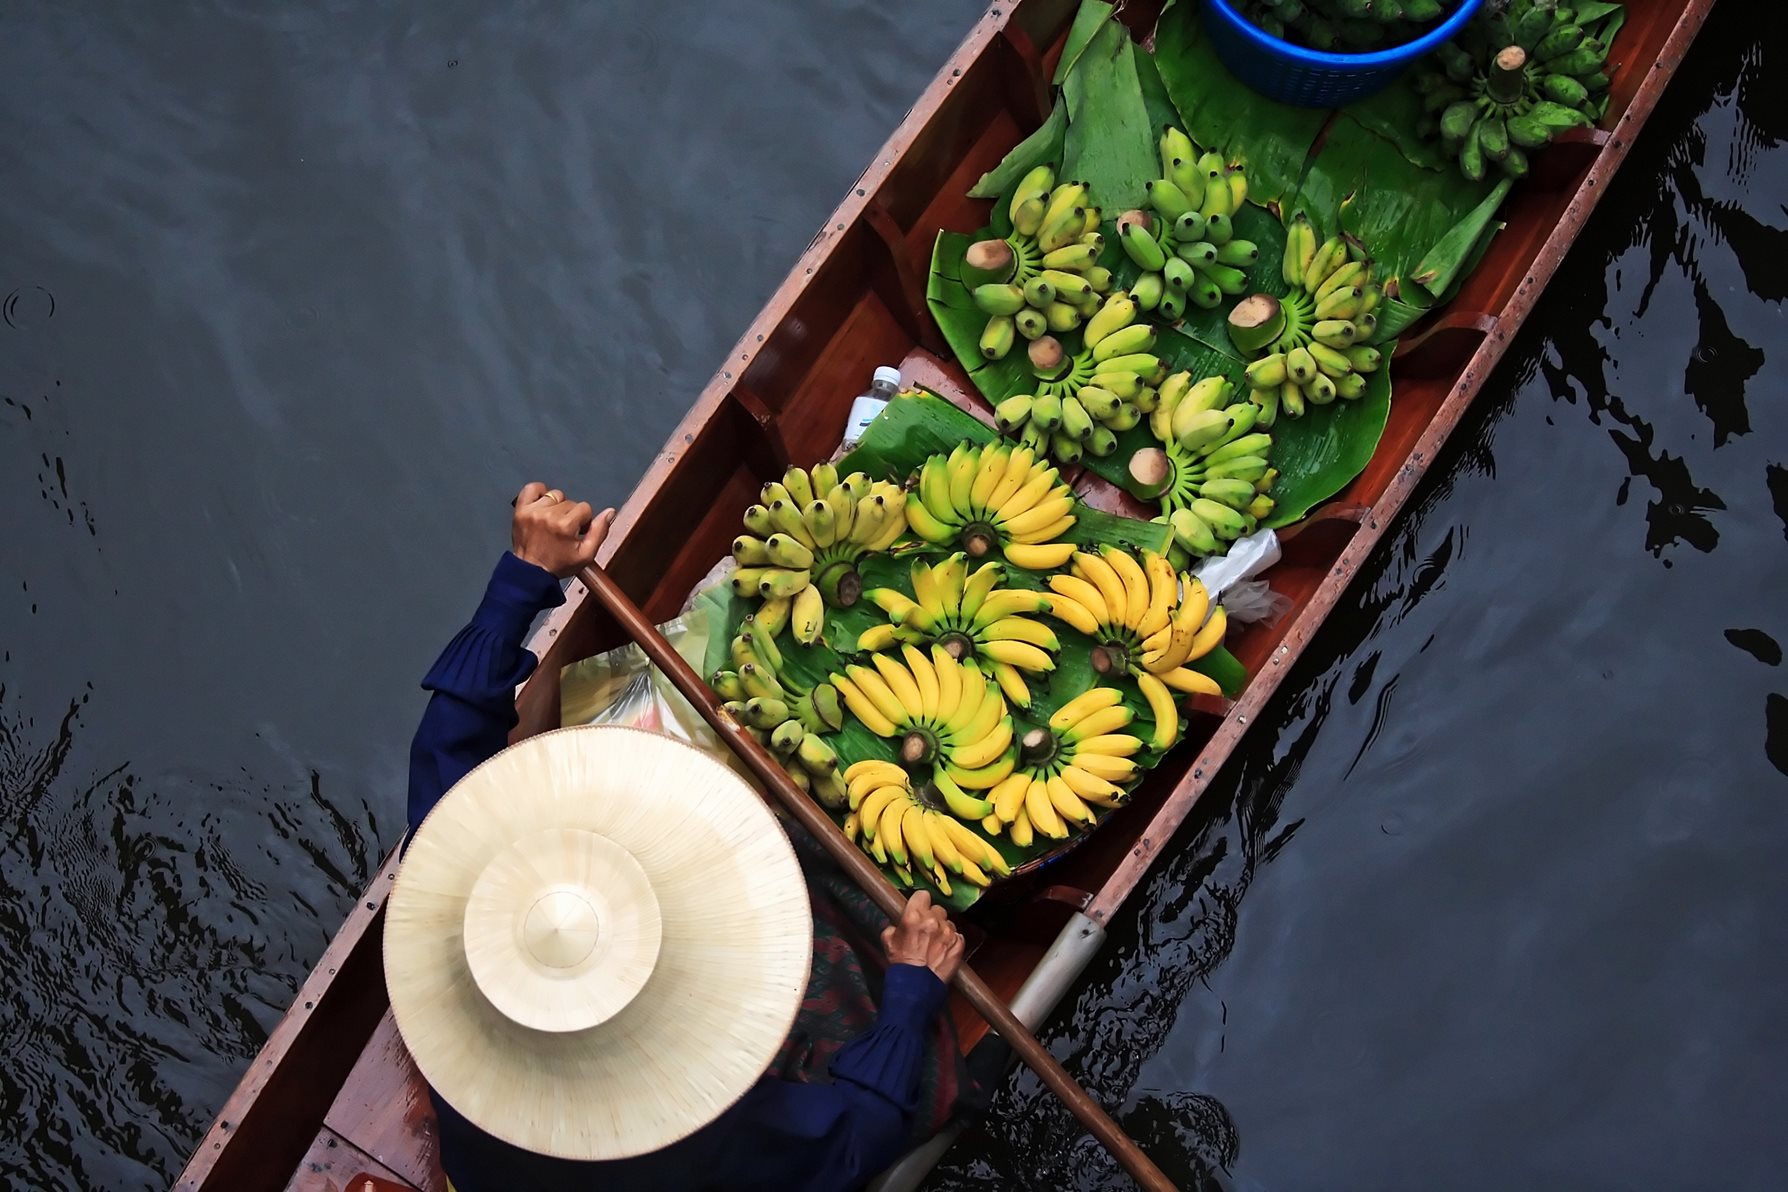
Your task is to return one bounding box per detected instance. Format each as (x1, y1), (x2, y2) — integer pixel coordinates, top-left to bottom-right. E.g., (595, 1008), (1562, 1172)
(842, 366), (902, 447)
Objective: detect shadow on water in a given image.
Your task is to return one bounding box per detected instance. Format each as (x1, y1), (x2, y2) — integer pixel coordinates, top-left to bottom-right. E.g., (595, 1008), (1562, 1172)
(929, 5), (1788, 1189)
(0, 0), (981, 1185)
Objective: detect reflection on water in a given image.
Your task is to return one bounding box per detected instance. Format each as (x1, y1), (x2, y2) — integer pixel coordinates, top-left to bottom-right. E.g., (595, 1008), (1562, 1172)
(929, 5), (1788, 1189)
(0, 0), (980, 1184)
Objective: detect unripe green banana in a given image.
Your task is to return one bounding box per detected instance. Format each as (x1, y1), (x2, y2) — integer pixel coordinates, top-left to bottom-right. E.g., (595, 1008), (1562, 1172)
(1170, 507), (1219, 554)
(1060, 395), (1094, 442)
(1204, 432), (1274, 465)
(1031, 392), (1063, 432)
(1345, 344), (1382, 373)
(1246, 353), (1288, 390)
(1305, 371), (1338, 404)
(1008, 164), (1054, 223)
(973, 283), (1026, 316)
(1041, 243), (1099, 272)
(1038, 205), (1087, 254)
(1214, 239), (1259, 268)
(1075, 386), (1123, 422)
(802, 497), (839, 549)
(1187, 273), (1224, 310)
(1200, 263), (1250, 297)
(1173, 405), (1232, 452)
(1175, 239), (1217, 267)
(1131, 271), (1165, 311)
(1121, 223), (1168, 272)
(1311, 319), (1359, 348)
(1158, 287), (1185, 322)
(1040, 269), (1093, 301)
(1088, 371), (1141, 399)
(1086, 265), (1114, 293)
(1249, 385), (1279, 429)
(995, 393), (1034, 432)
(770, 719), (805, 756)
(796, 732), (838, 775)
(1043, 301), (1082, 333)
(765, 533), (814, 570)
(1202, 212), (1233, 246)
(1285, 346), (1317, 383)
(1097, 352), (1164, 377)
(742, 504), (775, 537)
(758, 567), (813, 600)
(1199, 478), (1258, 509)
(738, 661), (785, 701)
(1106, 401), (1142, 432)
(1014, 309), (1047, 341)
(710, 669), (747, 702)
(1163, 257), (1195, 292)
(1051, 432), (1083, 465)
(1184, 375), (1233, 415)
(1191, 497), (1249, 539)
(1147, 178), (1193, 222)
(733, 534), (771, 566)
(744, 696), (791, 730)
(980, 315), (1016, 360)
(1011, 196), (1047, 238)
(1335, 370), (1368, 400)
(810, 683), (845, 732)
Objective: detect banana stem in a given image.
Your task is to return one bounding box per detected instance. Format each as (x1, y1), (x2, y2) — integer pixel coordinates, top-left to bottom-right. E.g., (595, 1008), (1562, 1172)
(1487, 45), (1529, 105)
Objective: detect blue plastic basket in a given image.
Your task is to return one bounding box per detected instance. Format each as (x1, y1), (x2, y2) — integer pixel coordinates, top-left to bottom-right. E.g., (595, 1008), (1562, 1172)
(1201, 0), (1485, 108)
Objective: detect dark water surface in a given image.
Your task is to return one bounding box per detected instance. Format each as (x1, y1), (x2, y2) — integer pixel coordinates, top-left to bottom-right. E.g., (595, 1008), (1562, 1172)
(0, 2), (982, 1185)
(929, 7), (1788, 1190)
(1, 2), (1782, 1189)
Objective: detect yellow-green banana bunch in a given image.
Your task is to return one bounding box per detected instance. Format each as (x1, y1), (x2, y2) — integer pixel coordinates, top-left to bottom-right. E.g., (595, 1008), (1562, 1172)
(861, 553), (1057, 709)
(1226, 218), (1383, 424)
(966, 165), (1110, 373)
(710, 622), (848, 806)
(1044, 549), (1226, 752)
(1124, 370), (1276, 545)
(734, 462), (908, 645)
(903, 441), (1080, 572)
(991, 291), (1162, 467)
(843, 761), (1013, 894)
(983, 687), (1155, 847)
(1415, 0), (1614, 182)
(831, 645), (1023, 809)
(1118, 127), (1254, 324)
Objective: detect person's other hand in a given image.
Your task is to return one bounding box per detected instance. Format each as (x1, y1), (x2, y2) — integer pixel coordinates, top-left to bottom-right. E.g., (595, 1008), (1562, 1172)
(511, 482), (615, 578)
(881, 891), (965, 985)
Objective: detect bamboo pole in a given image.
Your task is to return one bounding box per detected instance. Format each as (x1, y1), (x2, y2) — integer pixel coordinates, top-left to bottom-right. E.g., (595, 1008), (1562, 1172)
(576, 564), (1176, 1192)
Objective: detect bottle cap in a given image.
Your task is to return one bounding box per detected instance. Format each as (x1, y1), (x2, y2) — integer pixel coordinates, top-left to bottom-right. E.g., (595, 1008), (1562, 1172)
(872, 366), (903, 388)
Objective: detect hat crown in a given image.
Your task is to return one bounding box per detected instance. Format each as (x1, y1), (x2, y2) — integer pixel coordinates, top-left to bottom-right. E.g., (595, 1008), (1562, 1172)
(522, 887), (602, 969)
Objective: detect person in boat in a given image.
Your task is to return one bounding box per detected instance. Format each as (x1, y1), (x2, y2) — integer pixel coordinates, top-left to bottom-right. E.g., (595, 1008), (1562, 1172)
(386, 482), (967, 1192)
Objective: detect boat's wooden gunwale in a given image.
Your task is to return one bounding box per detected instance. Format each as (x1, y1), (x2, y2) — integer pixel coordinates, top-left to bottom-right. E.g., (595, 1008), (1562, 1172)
(175, 0), (1717, 1185)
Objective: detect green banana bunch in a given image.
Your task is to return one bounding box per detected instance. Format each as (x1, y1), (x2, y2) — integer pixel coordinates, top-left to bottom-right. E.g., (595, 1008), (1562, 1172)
(1222, 214), (1383, 423)
(1119, 130), (1253, 326)
(733, 463), (910, 645)
(964, 166), (1107, 363)
(712, 639), (849, 807)
(1121, 367), (1276, 553)
(1412, 0), (1618, 182)
(1235, 0), (1453, 53)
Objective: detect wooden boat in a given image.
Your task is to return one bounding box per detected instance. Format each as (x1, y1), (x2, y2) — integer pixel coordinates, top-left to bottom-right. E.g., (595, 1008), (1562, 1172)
(177, 1), (1715, 1187)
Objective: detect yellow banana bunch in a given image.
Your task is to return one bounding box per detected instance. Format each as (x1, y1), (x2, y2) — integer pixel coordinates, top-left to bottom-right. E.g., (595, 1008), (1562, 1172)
(861, 553), (1057, 710)
(1124, 368), (1276, 557)
(903, 442), (1079, 573)
(735, 463), (908, 645)
(985, 686), (1149, 842)
(830, 644), (1019, 803)
(1044, 548), (1227, 750)
(844, 760), (1014, 892)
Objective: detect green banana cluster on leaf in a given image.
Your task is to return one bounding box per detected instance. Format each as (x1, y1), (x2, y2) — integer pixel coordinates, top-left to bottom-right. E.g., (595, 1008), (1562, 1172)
(992, 291), (1166, 467)
(1235, 0), (1455, 53)
(965, 165), (1111, 377)
(1226, 214), (1383, 425)
(1414, 0), (1616, 181)
(733, 461), (908, 646)
(1119, 127), (1253, 325)
(1124, 372), (1277, 561)
(709, 621), (849, 807)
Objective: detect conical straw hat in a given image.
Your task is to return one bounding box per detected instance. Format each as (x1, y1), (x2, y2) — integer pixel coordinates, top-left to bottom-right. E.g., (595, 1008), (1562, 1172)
(384, 724), (812, 1160)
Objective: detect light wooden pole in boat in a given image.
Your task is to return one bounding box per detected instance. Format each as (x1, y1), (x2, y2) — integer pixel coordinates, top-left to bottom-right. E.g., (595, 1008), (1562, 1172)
(577, 563), (1177, 1192)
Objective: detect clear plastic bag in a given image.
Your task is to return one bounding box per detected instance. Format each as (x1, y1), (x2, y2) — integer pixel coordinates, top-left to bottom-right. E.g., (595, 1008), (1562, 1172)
(1191, 527), (1289, 624)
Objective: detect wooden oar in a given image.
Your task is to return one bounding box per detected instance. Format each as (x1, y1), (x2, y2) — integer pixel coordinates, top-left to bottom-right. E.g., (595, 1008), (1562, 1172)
(577, 563), (1176, 1191)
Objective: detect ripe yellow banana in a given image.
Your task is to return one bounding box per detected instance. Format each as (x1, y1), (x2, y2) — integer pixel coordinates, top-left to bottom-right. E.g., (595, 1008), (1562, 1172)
(991, 661), (1032, 709)
(1186, 605), (1228, 662)
(1049, 686), (1123, 730)
(832, 673), (899, 737)
(1139, 552), (1176, 639)
(871, 653), (927, 722)
(1047, 775), (1098, 827)
(970, 443), (1010, 510)
(992, 469), (1058, 526)
(1135, 670), (1179, 750)
(901, 644), (940, 721)
(845, 664), (909, 728)
(1071, 753), (1138, 783)
(1025, 777), (1069, 839)
(1073, 733), (1145, 758)
(951, 717), (1013, 770)
(980, 639), (1055, 673)
(978, 616), (1059, 650)
(1104, 548), (1151, 630)
(1059, 763), (1127, 807)
(1048, 573), (1109, 627)
(1072, 552), (1128, 626)
(1063, 703), (1133, 743)
(1160, 666), (1223, 696)
(984, 446), (1037, 512)
(931, 644), (963, 720)
(1002, 541), (1077, 570)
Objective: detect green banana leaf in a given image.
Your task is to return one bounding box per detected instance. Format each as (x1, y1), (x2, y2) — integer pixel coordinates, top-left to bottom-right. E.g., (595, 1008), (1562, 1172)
(1054, 0), (1116, 85)
(1260, 360), (1393, 527)
(1061, 16), (1158, 211)
(1410, 175), (1513, 300)
(967, 99), (1068, 200)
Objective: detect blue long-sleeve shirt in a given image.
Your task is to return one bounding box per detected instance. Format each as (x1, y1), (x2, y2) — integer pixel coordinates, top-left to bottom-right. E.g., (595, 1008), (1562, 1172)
(406, 552), (946, 1192)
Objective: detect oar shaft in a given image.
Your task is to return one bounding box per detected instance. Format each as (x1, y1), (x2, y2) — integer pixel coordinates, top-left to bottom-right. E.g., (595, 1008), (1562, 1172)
(577, 564), (1175, 1192)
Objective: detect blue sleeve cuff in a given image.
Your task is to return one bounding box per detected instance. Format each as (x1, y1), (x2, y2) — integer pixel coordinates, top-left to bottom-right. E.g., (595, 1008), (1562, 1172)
(476, 552), (566, 635)
(877, 963), (948, 1034)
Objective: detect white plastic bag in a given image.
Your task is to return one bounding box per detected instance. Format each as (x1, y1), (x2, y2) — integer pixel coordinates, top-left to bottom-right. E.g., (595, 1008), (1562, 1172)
(1191, 528), (1289, 625)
